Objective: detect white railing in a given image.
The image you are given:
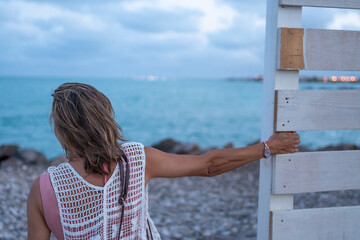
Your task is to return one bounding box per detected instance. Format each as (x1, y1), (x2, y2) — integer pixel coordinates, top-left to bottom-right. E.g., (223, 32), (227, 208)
(257, 1), (360, 239)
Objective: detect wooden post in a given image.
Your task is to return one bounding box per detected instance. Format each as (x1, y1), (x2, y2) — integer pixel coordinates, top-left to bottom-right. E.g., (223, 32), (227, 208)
(256, 1), (301, 239)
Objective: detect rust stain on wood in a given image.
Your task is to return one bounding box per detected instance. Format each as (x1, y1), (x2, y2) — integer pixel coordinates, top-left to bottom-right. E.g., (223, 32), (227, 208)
(279, 28), (305, 70)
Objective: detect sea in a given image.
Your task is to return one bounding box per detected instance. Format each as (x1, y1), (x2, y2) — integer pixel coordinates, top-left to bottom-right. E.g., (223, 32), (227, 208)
(1, 76), (359, 159)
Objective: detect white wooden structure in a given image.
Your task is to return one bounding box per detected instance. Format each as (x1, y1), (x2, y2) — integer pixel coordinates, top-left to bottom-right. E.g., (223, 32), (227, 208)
(257, 1), (360, 239)
(275, 90), (360, 131)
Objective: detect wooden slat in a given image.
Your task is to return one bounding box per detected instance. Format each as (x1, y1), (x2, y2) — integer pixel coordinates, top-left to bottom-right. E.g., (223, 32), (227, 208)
(271, 206), (360, 240)
(305, 29), (360, 70)
(278, 28), (360, 71)
(278, 28), (304, 69)
(275, 90), (360, 131)
(272, 150), (360, 194)
(280, 0), (360, 9)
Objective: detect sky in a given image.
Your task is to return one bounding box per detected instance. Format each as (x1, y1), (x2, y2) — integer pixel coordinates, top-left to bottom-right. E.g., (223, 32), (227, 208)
(1, 0), (360, 78)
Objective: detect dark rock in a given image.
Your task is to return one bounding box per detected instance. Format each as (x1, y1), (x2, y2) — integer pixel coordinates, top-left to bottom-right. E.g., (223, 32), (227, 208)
(48, 155), (68, 167)
(317, 144), (360, 151)
(13, 148), (47, 165)
(172, 143), (200, 154)
(152, 138), (181, 153)
(152, 138), (201, 155)
(299, 145), (311, 152)
(0, 144), (19, 161)
(0, 156), (23, 169)
(224, 142), (234, 148)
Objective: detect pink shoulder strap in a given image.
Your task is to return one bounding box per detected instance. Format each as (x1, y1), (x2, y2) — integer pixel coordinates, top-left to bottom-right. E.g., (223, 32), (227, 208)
(39, 172), (64, 240)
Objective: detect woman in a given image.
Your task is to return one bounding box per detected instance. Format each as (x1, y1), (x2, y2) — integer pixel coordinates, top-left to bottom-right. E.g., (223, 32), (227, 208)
(27, 82), (300, 240)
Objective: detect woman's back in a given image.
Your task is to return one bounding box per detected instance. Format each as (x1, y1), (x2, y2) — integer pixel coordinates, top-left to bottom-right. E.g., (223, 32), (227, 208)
(40, 142), (160, 240)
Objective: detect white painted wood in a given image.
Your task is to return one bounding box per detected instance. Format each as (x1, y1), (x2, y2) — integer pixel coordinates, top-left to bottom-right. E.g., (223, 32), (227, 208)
(272, 206), (360, 240)
(277, 6), (302, 27)
(305, 29), (360, 71)
(280, 0), (360, 9)
(257, 2), (301, 239)
(276, 90), (360, 131)
(275, 66), (299, 90)
(273, 150), (360, 194)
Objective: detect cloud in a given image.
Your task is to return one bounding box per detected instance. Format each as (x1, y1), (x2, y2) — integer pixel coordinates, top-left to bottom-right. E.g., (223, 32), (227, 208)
(3, 1), (105, 31)
(302, 7), (333, 29)
(302, 7), (360, 31)
(0, 0), (106, 48)
(327, 11), (360, 30)
(121, 0), (238, 33)
(118, 8), (202, 33)
(0, 0), (355, 78)
(208, 13), (265, 51)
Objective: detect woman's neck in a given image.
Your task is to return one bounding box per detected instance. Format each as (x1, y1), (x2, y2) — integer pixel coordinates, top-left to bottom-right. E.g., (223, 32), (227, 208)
(69, 156), (85, 161)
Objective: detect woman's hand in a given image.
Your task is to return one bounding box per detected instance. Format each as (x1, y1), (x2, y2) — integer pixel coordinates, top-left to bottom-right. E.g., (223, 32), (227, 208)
(267, 132), (300, 154)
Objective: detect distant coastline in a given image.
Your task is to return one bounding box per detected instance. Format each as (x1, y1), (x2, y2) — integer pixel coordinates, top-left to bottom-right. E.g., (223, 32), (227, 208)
(227, 75), (360, 83)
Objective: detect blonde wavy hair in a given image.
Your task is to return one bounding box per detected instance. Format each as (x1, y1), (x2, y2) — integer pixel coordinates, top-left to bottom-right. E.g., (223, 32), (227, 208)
(50, 82), (127, 175)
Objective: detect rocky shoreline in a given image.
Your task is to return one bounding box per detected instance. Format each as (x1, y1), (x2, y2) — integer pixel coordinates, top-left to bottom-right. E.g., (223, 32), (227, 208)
(1, 139), (360, 239)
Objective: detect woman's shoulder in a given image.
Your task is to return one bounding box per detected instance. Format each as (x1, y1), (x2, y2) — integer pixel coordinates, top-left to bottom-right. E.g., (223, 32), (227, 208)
(46, 162), (69, 174)
(120, 141), (146, 162)
(27, 175), (44, 219)
(31, 171), (52, 194)
(28, 171), (50, 218)
(120, 141), (144, 149)
(120, 141), (145, 155)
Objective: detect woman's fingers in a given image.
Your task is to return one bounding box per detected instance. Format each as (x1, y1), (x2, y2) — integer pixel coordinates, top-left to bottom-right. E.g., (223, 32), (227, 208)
(268, 131), (301, 154)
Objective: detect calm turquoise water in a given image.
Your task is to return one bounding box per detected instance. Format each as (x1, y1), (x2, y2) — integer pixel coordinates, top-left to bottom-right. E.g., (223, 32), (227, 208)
(0, 76), (359, 158)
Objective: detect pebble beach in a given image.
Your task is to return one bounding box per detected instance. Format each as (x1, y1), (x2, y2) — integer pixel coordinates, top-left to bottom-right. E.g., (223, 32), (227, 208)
(1, 140), (360, 240)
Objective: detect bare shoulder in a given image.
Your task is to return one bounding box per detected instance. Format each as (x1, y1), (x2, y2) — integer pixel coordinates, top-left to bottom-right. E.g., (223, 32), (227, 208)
(27, 175), (51, 240)
(29, 176), (40, 200)
(144, 146), (156, 156)
(28, 176), (43, 214)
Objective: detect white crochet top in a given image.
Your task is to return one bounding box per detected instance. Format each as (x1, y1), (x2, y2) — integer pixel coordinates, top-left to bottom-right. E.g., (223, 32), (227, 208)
(48, 142), (161, 240)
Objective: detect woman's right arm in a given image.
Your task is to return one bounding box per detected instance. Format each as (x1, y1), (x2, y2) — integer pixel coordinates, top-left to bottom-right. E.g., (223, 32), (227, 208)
(145, 132), (300, 184)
